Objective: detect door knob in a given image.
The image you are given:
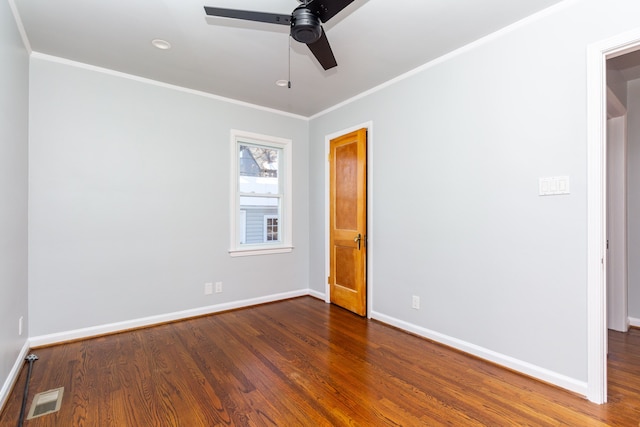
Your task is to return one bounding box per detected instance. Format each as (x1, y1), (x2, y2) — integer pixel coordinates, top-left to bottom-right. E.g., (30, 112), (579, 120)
(354, 233), (361, 250)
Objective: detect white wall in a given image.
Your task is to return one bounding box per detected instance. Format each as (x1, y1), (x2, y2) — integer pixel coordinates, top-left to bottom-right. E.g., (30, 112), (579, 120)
(0, 0), (29, 404)
(309, 0), (640, 388)
(627, 79), (640, 320)
(28, 56), (309, 336)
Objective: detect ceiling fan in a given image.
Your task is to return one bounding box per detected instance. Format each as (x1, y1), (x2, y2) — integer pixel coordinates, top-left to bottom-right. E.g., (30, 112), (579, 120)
(204, 0), (355, 70)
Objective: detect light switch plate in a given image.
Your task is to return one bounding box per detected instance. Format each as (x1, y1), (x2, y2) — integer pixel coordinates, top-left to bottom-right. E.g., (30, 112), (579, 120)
(539, 176), (570, 196)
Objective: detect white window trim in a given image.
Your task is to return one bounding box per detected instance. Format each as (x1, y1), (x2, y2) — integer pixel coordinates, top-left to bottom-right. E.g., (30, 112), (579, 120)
(229, 129), (293, 257)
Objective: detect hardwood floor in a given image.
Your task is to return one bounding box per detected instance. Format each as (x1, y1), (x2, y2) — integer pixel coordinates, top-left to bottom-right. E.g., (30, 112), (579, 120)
(1, 296), (639, 426)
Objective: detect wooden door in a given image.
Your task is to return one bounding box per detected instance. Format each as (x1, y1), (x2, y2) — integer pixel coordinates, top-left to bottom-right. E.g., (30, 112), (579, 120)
(329, 128), (367, 316)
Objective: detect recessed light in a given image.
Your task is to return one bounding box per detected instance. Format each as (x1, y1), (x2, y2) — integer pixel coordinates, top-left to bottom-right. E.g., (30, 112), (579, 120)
(151, 39), (171, 50)
(275, 79), (289, 87)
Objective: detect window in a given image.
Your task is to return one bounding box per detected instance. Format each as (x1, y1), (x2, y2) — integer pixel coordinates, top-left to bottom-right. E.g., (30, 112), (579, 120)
(264, 215), (279, 242)
(230, 130), (292, 256)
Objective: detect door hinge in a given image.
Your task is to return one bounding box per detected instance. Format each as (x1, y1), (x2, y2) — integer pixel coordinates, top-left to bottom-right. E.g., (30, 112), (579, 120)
(327, 276), (331, 284)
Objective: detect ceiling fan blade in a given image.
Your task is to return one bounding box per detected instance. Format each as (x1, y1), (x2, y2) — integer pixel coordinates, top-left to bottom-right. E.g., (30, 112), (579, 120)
(306, 0), (355, 23)
(306, 27), (337, 70)
(204, 6), (291, 26)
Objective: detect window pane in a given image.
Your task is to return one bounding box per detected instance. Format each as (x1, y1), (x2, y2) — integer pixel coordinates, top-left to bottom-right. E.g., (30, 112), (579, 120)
(239, 145), (279, 194)
(240, 196), (280, 244)
(265, 216), (279, 242)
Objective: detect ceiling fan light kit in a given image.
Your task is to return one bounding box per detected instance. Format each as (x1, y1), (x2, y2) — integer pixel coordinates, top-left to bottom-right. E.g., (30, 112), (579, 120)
(204, 0), (354, 70)
(291, 7), (322, 44)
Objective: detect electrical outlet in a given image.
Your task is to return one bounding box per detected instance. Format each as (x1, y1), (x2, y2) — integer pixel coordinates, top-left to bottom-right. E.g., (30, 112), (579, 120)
(18, 316), (23, 336)
(204, 283), (213, 295)
(215, 282), (223, 293)
(412, 296), (420, 310)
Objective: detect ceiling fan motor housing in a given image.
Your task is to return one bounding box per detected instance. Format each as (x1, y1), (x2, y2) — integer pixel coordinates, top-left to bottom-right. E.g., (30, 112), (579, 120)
(291, 7), (322, 44)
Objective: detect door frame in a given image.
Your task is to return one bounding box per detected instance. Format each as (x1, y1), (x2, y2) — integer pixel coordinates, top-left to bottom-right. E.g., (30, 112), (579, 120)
(324, 121), (373, 317)
(587, 28), (640, 404)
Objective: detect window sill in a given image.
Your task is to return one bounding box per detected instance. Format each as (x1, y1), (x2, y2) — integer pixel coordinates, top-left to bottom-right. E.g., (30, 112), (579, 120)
(229, 246), (294, 257)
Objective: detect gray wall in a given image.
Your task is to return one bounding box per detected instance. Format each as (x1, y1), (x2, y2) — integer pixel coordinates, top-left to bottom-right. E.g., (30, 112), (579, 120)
(28, 56), (309, 336)
(309, 0), (640, 384)
(0, 0), (29, 398)
(608, 68), (628, 107)
(627, 79), (640, 319)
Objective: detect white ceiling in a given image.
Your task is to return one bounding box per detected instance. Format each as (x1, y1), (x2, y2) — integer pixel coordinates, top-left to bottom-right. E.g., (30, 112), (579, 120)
(13, 0), (565, 117)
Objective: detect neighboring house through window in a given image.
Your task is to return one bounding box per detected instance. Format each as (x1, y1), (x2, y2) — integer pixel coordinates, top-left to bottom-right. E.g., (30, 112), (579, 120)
(264, 215), (279, 242)
(230, 130), (292, 256)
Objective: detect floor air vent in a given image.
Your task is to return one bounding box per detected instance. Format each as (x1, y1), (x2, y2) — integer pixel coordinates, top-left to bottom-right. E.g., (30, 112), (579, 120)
(27, 387), (64, 419)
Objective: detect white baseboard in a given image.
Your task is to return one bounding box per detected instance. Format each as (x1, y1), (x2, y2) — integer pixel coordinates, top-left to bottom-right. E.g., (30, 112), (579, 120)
(629, 317), (640, 328)
(307, 289), (326, 301)
(0, 340), (30, 413)
(29, 289), (310, 348)
(370, 310), (588, 398)
(17, 294), (588, 407)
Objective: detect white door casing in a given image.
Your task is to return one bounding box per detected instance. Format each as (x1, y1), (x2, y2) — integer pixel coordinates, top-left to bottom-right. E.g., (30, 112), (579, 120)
(587, 27), (640, 404)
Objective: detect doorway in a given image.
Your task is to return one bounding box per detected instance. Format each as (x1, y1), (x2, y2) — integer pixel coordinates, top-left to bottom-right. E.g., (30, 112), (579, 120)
(325, 123), (372, 317)
(587, 29), (640, 404)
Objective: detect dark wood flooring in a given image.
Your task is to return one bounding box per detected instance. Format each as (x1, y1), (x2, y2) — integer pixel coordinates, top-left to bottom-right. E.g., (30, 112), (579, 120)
(1, 296), (639, 426)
